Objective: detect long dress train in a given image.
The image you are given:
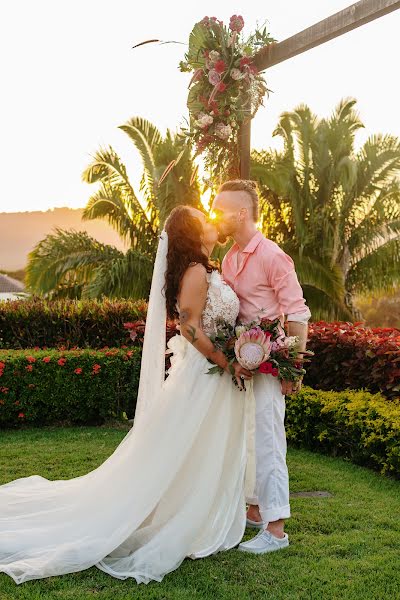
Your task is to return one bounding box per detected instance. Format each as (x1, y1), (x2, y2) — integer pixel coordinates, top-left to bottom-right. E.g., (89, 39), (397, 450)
(0, 270), (249, 585)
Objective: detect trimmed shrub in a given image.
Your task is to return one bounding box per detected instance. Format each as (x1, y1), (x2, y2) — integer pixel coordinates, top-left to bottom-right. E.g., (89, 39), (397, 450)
(286, 386), (400, 478)
(305, 321), (400, 401)
(0, 347), (141, 427)
(0, 298), (148, 349)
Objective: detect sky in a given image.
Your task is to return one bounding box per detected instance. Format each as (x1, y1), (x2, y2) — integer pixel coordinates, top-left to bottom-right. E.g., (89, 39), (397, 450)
(0, 0), (399, 213)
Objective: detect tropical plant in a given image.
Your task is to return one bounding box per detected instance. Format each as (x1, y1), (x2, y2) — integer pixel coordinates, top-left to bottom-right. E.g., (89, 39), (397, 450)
(27, 118), (201, 299)
(251, 98), (400, 320)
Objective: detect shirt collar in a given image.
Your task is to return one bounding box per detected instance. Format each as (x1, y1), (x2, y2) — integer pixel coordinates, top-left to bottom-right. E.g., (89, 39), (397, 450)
(241, 230), (263, 254)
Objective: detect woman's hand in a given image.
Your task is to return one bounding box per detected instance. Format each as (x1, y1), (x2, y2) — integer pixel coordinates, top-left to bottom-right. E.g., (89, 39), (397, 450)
(226, 361), (253, 391)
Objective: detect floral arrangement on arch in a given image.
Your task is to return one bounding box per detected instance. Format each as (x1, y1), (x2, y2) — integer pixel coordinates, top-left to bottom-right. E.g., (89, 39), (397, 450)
(179, 15), (275, 181)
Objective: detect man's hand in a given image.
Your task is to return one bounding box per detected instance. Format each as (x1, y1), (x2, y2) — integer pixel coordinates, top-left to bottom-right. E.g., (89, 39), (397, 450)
(226, 361), (253, 391)
(281, 377), (303, 396)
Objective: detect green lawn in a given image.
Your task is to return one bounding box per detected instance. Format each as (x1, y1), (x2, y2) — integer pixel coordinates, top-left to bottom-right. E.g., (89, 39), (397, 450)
(0, 426), (399, 600)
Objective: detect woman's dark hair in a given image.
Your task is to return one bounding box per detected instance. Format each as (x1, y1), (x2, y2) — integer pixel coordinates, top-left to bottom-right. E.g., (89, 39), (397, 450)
(164, 205), (214, 319)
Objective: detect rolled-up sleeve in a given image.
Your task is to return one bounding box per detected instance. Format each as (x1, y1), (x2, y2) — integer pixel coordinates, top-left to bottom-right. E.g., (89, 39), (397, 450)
(263, 250), (311, 323)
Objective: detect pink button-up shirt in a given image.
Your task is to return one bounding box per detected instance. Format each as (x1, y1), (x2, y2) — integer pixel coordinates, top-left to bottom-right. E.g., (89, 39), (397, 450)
(222, 231), (311, 325)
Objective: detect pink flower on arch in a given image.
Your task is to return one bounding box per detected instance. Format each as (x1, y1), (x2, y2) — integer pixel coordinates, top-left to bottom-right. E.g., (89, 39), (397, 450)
(229, 15), (244, 33)
(208, 69), (221, 86)
(74, 367), (83, 375)
(214, 59), (227, 74)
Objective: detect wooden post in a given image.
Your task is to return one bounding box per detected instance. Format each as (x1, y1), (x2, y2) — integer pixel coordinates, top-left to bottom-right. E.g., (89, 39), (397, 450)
(239, 119), (251, 179)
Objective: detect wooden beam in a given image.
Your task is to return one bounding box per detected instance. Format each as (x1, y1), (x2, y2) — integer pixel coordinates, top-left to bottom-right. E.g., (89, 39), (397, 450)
(239, 118), (251, 179)
(254, 0), (400, 71)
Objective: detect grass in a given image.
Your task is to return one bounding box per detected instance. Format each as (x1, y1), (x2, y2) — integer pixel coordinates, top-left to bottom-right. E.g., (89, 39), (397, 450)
(0, 425), (399, 600)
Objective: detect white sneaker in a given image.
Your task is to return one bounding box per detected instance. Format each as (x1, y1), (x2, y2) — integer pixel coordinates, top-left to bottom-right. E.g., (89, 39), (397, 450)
(238, 530), (289, 554)
(246, 517), (265, 529)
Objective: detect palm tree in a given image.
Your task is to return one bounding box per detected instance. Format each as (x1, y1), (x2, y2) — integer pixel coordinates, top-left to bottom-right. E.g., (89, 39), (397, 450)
(251, 98), (400, 320)
(27, 118), (202, 299)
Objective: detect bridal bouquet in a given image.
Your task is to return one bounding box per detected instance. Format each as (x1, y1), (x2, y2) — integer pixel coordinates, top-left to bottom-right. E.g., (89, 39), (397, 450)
(207, 317), (313, 385)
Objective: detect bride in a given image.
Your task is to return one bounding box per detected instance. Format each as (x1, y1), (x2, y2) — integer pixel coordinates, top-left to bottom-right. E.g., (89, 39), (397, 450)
(0, 205), (254, 585)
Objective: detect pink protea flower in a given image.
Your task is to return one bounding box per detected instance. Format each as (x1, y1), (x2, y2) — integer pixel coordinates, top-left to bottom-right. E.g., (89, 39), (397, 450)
(229, 14), (244, 32)
(235, 327), (272, 370)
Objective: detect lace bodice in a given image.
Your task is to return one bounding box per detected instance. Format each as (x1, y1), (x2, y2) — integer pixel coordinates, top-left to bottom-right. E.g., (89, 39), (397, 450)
(201, 270), (240, 336)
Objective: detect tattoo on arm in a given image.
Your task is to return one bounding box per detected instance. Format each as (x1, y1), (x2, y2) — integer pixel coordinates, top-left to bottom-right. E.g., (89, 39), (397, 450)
(187, 325), (199, 344)
(179, 307), (201, 344)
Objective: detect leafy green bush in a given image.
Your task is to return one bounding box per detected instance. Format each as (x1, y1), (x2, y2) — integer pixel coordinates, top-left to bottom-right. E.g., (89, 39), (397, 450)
(0, 347), (141, 427)
(0, 298), (148, 349)
(286, 386), (400, 478)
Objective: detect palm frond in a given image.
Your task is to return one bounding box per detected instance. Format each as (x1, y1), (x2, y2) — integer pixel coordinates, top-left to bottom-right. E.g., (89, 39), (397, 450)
(26, 229), (123, 297)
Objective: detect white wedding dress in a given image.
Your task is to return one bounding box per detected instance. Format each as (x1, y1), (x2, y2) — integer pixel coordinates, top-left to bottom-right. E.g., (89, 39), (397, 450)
(0, 270), (250, 585)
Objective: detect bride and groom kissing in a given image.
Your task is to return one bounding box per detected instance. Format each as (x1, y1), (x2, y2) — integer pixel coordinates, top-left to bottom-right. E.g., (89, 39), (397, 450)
(0, 179), (311, 585)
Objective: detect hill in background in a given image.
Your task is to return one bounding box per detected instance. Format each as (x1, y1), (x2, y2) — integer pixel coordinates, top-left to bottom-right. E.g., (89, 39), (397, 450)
(0, 207), (128, 271)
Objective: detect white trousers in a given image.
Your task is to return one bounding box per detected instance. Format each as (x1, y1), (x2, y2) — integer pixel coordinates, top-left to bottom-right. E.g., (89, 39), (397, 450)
(246, 372), (291, 524)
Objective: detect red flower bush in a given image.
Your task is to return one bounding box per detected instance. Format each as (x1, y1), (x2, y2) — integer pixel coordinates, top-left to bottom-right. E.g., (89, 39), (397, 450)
(305, 321), (400, 400)
(0, 347), (140, 427)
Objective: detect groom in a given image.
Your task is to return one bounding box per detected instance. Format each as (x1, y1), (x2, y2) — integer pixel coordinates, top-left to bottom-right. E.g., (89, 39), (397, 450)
(212, 179), (311, 554)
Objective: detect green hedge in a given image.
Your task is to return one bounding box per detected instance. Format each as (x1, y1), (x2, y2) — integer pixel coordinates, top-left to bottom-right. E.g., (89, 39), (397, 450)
(1, 347), (399, 479)
(0, 348), (141, 427)
(0, 298), (147, 349)
(286, 387), (400, 478)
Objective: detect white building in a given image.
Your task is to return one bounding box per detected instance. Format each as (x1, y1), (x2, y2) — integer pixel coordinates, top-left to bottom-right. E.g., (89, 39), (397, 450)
(0, 273), (27, 301)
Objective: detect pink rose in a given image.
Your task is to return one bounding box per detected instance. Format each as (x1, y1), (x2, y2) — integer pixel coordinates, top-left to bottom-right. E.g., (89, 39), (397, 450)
(230, 68), (242, 81)
(208, 69), (221, 86)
